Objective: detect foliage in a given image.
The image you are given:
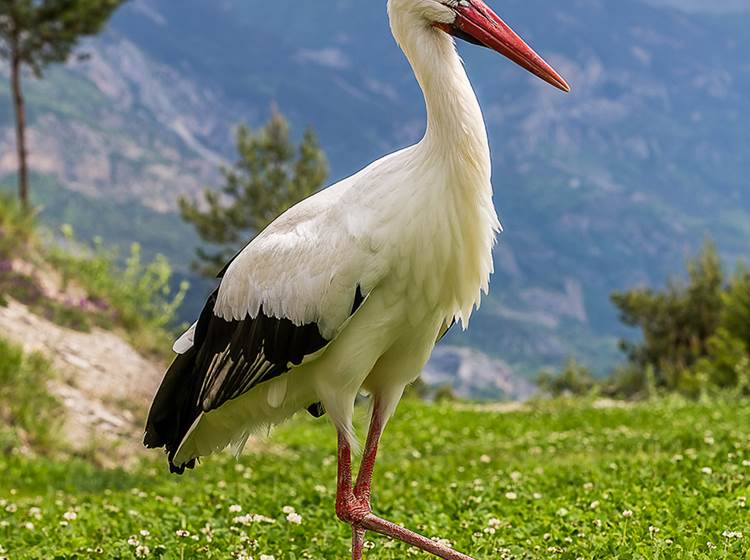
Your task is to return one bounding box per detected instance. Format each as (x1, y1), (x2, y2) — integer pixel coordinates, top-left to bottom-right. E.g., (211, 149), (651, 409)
(179, 110), (328, 276)
(1, 397), (749, 558)
(48, 225), (188, 357)
(0, 0), (125, 74)
(610, 241), (724, 390)
(721, 266), (750, 351)
(0, 336), (61, 454)
(537, 358), (597, 397)
(0, 192), (34, 259)
(544, 242), (750, 399)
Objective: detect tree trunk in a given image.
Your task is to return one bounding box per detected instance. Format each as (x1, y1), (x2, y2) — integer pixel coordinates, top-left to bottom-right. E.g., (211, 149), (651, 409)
(10, 46), (29, 211)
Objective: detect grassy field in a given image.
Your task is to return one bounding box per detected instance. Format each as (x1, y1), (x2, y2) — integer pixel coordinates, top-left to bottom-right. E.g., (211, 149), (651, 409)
(1, 397), (749, 559)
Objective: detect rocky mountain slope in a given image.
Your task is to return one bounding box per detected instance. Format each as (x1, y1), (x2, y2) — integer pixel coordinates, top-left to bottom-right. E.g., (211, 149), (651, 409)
(0, 0), (748, 387)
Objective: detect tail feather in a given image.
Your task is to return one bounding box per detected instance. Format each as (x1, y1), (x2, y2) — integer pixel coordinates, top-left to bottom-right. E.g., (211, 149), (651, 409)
(143, 348), (202, 474)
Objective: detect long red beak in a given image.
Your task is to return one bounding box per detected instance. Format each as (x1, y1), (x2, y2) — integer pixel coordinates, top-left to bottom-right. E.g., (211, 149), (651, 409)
(453, 0), (570, 93)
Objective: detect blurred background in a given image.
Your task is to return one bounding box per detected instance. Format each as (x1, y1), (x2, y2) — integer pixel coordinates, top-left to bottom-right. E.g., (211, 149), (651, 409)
(4, 0), (750, 391)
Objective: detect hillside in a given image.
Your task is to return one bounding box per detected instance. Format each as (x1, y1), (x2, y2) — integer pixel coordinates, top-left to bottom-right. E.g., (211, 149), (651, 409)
(0, 0), (748, 384)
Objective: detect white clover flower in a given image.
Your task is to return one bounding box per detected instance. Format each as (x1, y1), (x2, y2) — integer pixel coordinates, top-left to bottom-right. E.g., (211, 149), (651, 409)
(28, 507), (42, 519)
(593, 519), (603, 528)
(286, 512), (302, 525)
(649, 525), (660, 536)
(707, 541), (716, 550)
(622, 510), (633, 518)
(364, 541), (375, 550)
(175, 529), (190, 538)
(589, 501), (600, 510)
(24, 522), (34, 530)
(701, 467), (713, 475)
(135, 544), (150, 558)
(505, 492), (517, 501)
(229, 504), (243, 513)
(127, 536), (140, 547)
(63, 511), (77, 521)
(483, 527), (496, 535)
(259, 555), (276, 560)
(314, 485), (327, 494)
(480, 455), (491, 463)
(722, 530), (743, 539)
(431, 537), (452, 547)
(4, 504), (16, 513)
(282, 506), (295, 515)
(488, 518), (501, 528)
(742, 460), (750, 467)
(234, 514), (253, 526)
(140, 529), (150, 537)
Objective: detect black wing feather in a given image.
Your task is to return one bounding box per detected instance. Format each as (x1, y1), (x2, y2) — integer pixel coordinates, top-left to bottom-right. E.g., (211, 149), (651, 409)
(144, 284), (365, 474)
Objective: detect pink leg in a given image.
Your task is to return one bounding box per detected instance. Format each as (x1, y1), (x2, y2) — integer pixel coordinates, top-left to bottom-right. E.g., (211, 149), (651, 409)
(335, 403), (476, 560)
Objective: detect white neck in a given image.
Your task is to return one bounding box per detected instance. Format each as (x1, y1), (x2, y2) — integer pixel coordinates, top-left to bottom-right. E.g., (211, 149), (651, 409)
(390, 11), (491, 180)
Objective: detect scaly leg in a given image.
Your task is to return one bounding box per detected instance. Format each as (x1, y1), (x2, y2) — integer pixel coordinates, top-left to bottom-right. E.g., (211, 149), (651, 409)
(335, 402), (476, 560)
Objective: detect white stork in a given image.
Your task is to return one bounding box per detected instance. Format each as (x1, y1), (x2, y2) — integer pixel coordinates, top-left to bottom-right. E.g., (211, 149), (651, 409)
(144, 1), (569, 558)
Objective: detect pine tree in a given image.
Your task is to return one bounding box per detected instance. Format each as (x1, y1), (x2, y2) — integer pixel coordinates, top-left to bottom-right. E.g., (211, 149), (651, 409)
(610, 241), (724, 388)
(0, 0), (126, 210)
(179, 110), (329, 277)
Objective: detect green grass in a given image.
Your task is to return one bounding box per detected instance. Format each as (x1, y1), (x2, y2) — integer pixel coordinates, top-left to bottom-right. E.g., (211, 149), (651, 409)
(0, 337), (61, 455)
(1, 397), (749, 559)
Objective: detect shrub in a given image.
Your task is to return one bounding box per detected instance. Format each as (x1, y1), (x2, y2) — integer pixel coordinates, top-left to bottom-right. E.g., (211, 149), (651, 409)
(0, 192), (35, 260)
(610, 241), (724, 390)
(0, 336), (62, 454)
(721, 266), (750, 349)
(537, 359), (597, 397)
(48, 225), (188, 358)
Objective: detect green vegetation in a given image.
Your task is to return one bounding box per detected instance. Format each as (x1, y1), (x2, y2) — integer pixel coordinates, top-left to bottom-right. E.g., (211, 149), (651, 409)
(179, 110), (328, 276)
(48, 226), (188, 357)
(543, 243), (750, 399)
(0, 336), (61, 455)
(1, 397), (748, 559)
(0, 193), (187, 358)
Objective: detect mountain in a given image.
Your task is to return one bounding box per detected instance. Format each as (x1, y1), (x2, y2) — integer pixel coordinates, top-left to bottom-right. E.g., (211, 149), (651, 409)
(0, 0), (748, 393)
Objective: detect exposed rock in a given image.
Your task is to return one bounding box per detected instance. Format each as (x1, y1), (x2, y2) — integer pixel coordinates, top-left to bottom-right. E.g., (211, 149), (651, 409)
(0, 299), (162, 466)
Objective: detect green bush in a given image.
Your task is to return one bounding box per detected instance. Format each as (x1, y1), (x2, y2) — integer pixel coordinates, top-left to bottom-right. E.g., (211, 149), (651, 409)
(48, 225), (188, 358)
(537, 358), (597, 397)
(610, 241), (724, 390)
(0, 336), (62, 454)
(0, 192), (35, 260)
(721, 266), (750, 349)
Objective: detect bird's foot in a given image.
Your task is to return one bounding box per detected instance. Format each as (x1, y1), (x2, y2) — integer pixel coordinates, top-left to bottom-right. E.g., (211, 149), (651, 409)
(336, 492), (476, 560)
(336, 493), (370, 560)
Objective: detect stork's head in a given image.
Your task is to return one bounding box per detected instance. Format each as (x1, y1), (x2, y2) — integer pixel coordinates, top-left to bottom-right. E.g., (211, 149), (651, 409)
(388, 0), (570, 93)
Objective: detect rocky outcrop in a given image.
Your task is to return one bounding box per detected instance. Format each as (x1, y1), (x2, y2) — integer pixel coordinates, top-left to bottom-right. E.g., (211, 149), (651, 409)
(0, 299), (162, 465)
